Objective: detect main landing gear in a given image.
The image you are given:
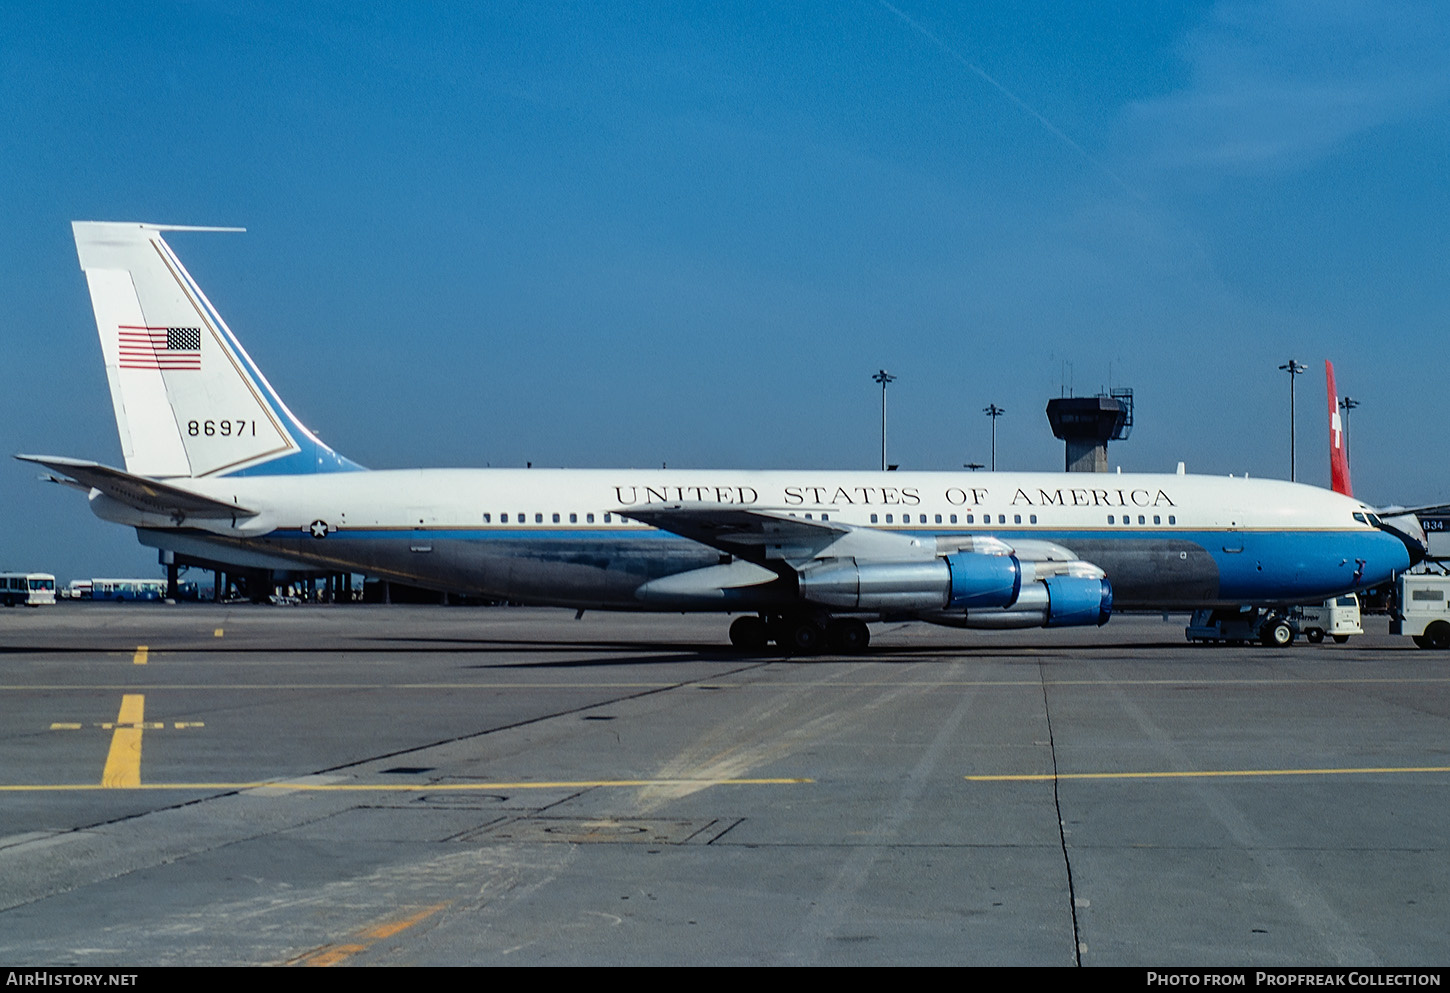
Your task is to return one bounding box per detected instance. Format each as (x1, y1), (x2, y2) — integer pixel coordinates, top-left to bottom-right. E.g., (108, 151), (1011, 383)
(728, 614), (871, 655)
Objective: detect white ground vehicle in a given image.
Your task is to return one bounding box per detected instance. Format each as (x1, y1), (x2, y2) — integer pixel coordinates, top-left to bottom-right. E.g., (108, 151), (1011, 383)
(0, 572), (57, 607)
(1289, 594), (1362, 644)
(1391, 573), (1450, 650)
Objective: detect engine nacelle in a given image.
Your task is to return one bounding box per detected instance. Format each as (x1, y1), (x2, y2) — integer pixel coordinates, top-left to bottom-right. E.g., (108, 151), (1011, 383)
(944, 552), (1022, 607)
(1039, 575), (1114, 627)
(797, 552), (1022, 612)
(796, 553), (1110, 626)
(920, 575), (1113, 629)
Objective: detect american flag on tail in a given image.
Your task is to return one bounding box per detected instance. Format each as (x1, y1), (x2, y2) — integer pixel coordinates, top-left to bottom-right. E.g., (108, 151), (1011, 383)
(117, 326), (202, 370)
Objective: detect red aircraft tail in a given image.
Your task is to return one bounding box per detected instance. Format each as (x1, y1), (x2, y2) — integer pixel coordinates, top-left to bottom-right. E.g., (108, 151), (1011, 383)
(1327, 360), (1352, 496)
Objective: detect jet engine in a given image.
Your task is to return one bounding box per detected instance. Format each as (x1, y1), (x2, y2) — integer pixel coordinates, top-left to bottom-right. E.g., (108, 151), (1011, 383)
(796, 551), (1111, 628)
(919, 574), (1113, 629)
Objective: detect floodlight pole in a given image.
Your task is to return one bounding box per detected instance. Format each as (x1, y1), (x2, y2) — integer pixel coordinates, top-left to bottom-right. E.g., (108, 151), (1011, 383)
(983, 404), (1004, 471)
(1278, 360), (1307, 481)
(1340, 396), (1359, 462)
(872, 370), (896, 471)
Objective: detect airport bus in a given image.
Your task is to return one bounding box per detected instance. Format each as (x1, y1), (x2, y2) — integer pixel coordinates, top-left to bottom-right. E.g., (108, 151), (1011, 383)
(90, 578), (167, 602)
(85, 578), (199, 602)
(1, 572), (57, 607)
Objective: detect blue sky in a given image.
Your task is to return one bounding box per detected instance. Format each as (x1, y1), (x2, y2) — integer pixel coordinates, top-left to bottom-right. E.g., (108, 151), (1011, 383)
(3, 1), (1448, 581)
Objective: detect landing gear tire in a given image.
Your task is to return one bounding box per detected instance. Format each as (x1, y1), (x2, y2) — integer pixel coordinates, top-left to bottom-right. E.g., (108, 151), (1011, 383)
(729, 616), (770, 652)
(776, 617), (826, 655)
(1306, 628), (1324, 644)
(1262, 619), (1295, 648)
(827, 618), (870, 654)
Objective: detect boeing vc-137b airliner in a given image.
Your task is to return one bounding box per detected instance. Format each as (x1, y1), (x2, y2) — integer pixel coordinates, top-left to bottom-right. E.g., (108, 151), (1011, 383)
(18, 222), (1423, 652)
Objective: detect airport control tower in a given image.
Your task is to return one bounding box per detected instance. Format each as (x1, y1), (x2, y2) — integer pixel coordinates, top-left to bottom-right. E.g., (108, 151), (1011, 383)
(1045, 390), (1134, 472)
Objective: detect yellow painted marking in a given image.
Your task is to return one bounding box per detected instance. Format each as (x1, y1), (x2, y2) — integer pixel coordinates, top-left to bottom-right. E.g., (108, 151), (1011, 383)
(0, 777), (811, 792)
(132, 646), (148, 666)
(213, 628), (223, 637)
(359, 902), (450, 941)
(54, 722), (185, 731)
(101, 694), (145, 788)
(293, 903), (451, 966)
(299, 944), (367, 967)
(968, 765), (1450, 783)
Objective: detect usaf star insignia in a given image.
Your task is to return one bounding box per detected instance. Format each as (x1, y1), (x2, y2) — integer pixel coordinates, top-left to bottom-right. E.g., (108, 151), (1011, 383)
(308, 520), (330, 539)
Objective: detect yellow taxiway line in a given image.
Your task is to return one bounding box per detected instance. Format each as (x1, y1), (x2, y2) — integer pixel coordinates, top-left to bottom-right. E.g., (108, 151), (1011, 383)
(11, 675), (1450, 693)
(0, 777), (811, 792)
(100, 694), (145, 788)
(968, 765), (1450, 782)
(291, 902), (452, 967)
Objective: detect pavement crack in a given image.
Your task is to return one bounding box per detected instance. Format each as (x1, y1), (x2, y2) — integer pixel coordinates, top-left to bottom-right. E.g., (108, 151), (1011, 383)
(1041, 661), (1083, 967)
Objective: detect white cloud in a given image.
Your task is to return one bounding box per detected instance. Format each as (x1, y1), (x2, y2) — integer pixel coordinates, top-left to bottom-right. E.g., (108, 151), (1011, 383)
(1117, 0), (1450, 174)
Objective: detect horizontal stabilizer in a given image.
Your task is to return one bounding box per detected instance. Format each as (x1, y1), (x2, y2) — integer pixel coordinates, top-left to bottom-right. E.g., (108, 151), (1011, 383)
(15, 455), (257, 520)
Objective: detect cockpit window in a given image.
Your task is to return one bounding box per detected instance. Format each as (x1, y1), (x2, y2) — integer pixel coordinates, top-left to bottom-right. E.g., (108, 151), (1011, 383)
(1353, 512), (1367, 524)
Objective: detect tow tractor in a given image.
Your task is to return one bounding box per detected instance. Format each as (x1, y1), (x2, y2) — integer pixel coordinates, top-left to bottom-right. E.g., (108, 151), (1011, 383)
(1186, 593), (1364, 647)
(1186, 607), (1299, 647)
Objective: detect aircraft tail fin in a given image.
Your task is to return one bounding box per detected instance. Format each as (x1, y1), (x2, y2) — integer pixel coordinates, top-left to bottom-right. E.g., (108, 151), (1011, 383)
(1327, 360), (1352, 497)
(71, 221), (363, 479)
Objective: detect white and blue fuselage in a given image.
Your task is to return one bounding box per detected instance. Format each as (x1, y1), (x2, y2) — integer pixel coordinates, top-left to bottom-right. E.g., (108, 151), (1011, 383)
(90, 466), (1411, 612)
(27, 221), (1420, 650)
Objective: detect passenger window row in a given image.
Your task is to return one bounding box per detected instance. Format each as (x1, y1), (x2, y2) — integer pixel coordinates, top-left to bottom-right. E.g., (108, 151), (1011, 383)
(859, 512), (1180, 527)
(480, 513), (621, 524)
(867, 512), (1041, 525)
(475, 511), (1179, 527)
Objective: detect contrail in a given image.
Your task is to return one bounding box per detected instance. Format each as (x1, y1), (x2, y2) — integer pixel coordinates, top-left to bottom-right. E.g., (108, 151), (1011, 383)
(877, 1), (1138, 199)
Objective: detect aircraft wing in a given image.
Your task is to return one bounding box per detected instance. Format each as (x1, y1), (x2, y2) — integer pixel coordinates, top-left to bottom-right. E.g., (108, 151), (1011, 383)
(15, 455), (258, 521)
(1383, 503), (1450, 518)
(617, 503), (934, 565)
(620, 503), (1095, 569)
